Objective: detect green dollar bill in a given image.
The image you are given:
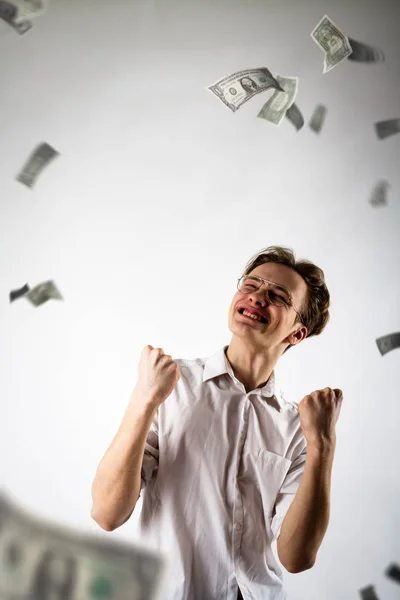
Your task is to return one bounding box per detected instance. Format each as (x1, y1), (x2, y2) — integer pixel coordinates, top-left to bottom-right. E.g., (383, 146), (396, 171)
(0, 492), (168, 600)
(311, 15), (352, 73)
(25, 280), (63, 306)
(258, 76), (298, 126)
(208, 67), (283, 112)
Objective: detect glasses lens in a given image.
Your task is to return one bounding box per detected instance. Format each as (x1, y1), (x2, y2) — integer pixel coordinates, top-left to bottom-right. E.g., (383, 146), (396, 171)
(239, 276), (290, 307)
(239, 276), (260, 293)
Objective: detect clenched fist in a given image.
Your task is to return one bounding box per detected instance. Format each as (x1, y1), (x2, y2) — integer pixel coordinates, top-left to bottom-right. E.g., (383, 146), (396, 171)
(298, 387), (343, 448)
(135, 345), (181, 408)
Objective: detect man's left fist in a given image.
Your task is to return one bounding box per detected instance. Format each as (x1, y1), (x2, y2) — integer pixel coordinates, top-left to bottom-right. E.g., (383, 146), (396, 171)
(298, 387), (343, 448)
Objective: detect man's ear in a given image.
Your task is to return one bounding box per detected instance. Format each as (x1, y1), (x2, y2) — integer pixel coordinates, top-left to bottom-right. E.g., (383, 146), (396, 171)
(289, 325), (308, 346)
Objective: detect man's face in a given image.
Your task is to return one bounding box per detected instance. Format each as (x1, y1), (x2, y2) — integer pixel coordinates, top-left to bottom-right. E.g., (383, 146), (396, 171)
(242, 78), (255, 89)
(327, 36), (340, 51)
(227, 262), (308, 352)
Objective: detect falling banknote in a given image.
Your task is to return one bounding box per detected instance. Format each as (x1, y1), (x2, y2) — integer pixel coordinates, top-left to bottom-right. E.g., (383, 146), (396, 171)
(369, 180), (389, 207)
(374, 118), (400, 140)
(359, 586), (380, 600)
(12, 0), (47, 21)
(285, 103), (304, 131)
(309, 104), (327, 134)
(375, 332), (400, 356)
(0, 491), (168, 600)
(385, 563), (400, 585)
(0, 0), (32, 33)
(24, 280), (63, 306)
(311, 15), (353, 73)
(207, 67), (284, 112)
(16, 142), (59, 188)
(258, 75), (298, 125)
(9, 283), (30, 303)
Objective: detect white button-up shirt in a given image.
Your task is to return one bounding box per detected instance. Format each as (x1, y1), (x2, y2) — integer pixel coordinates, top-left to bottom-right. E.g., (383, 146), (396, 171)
(136, 346), (307, 600)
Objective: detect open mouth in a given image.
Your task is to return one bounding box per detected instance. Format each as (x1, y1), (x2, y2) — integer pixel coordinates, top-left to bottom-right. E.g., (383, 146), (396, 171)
(238, 308), (268, 324)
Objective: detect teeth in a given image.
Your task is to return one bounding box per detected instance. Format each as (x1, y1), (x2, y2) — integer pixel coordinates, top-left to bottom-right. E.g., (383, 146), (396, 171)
(242, 310), (264, 322)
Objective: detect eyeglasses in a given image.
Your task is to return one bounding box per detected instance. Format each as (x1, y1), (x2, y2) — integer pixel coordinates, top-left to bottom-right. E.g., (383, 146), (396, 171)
(237, 275), (303, 322)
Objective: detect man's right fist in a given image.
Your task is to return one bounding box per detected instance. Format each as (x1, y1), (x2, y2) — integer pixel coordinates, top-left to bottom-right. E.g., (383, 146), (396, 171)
(136, 345), (181, 408)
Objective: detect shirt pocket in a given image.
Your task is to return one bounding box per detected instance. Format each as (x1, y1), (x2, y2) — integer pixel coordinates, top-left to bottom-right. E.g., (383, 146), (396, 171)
(255, 449), (292, 520)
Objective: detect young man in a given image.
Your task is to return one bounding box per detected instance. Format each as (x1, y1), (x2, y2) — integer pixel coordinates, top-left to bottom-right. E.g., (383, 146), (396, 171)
(91, 245), (343, 600)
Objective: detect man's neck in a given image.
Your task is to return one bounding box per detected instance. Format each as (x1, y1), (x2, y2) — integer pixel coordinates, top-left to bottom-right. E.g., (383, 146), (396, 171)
(224, 342), (279, 393)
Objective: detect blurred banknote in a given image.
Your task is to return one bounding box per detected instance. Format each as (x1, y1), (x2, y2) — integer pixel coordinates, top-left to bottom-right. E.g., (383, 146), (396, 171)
(376, 332), (400, 356)
(0, 491), (168, 600)
(16, 142), (59, 188)
(311, 15), (352, 72)
(347, 37), (384, 63)
(385, 562), (400, 584)
(208, 67), (284, 112)
(0, 0), (32, 33)
(309, 104), (327, 133)
(12, 0), (46, 21)
(258, 75), (298, 125)
(374, 118), (400, 140)
(369, 180), (389, 207)
(9, 283), (30, 303)
(359, 586), (380, 600)
(285, 103), (304, 131)
(25, 280), (63, 306)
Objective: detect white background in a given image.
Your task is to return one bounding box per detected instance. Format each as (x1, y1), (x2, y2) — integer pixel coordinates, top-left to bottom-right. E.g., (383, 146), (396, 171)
(1, 0), (399, 598)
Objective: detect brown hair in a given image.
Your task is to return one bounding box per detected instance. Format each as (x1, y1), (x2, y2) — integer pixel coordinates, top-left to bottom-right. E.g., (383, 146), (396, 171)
(242, 245), (330, 353)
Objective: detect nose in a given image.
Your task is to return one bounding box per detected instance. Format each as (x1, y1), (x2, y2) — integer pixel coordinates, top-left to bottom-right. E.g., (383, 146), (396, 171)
(247, 288), (270, 306)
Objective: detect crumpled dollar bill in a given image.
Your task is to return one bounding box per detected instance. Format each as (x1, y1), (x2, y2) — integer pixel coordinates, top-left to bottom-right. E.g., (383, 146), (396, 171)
(257, 75), (298, 125)
(311, 15), (352, 72)
(9, 280), (63, 306)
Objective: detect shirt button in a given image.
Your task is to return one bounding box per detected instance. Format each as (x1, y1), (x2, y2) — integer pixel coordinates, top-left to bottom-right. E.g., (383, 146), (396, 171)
(235, 523), (242, 530)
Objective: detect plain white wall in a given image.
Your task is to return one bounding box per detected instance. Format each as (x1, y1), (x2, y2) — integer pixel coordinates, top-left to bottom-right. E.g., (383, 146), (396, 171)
(1, 0), (400, 598)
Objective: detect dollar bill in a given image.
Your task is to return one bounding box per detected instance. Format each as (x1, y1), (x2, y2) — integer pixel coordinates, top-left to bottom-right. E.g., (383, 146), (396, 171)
(376, 332), (400, 356)
(25, 280), (63, 306)
(374, 118), (400, 140)
(309, 104), (327, 133)
(285, 103), (304, 131)
(0, 491), (168, 600)
(369, 180), (389, 207)
(9, 283), (30, 303)
(13, 0), (46, 21)
(359, 586), (380, 600)
(208, 67), (284, 112)
(347, 37), (384, 63)
(385, 562), (400, 584)
(311, 15), (352, 73)
(257, 75), (298, 125)
(0, 0), (32, 33)
(16, 142), (59, 188)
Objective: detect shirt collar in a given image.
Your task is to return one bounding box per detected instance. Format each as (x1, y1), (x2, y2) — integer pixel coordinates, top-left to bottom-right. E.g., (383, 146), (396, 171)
(202, 345), (287, 410)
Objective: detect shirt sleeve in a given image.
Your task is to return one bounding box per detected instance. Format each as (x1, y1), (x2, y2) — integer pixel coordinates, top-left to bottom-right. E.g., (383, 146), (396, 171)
(138, 409), (159, 499)
(270, 445), (307, 540)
